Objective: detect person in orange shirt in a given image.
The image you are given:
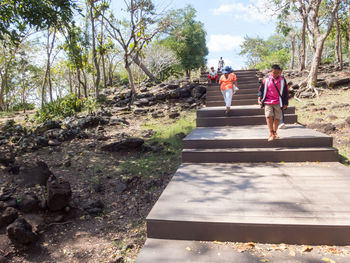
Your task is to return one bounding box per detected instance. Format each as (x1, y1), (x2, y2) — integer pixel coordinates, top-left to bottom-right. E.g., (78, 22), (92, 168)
(219, 66), (238, 115)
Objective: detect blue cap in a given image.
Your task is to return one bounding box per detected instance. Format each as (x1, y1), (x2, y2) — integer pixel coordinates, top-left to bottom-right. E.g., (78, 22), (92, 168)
(222, 66), (232, 74)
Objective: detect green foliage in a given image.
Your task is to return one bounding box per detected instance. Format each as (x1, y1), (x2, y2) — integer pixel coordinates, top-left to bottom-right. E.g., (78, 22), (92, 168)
(162, 5), (208, 76)
(240, 34), (291, 69)
(114, 68), (130, 85)
(256, 49), (290, 70)
(0, 0), (78, 43)
(35, 94), (96, 122)
(11, 102), (35, 111)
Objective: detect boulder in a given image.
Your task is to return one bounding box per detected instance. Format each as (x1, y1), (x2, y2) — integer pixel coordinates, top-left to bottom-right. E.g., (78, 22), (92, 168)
(6, 218), (38, 245)
(0, 148), (15, 167)
(165, 84), (180, 90)
(175, 87), (191, 98)
(46, 177), (72, 211)
(155, 93), (167, 101)
(58, 127), (82, 141)
(326, 76), (350, 88)
(76, 116), (109, 129)
(17, 193), (40, 213)
(35, 136), (49, 147)
(169, 111), (180, 119)
(101, 138), (144, 152)
(133, 108), (148, 115)
(134, 98), (149, 107)
(83, 199), (104, 214)
(191, 85), (206, 98)
(17, 161), (53, 187)
(35, 120), (61, 134)
(346, 116), (350, 125)
(0, 207), (18, 228)
(109, 116), (129, 126)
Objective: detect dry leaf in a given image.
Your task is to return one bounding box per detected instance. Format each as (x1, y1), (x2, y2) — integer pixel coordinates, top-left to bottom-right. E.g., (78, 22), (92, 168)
(324, 247), (342, 254)
(302, 246), (313, 252)
(259, 259), (269, 262)
(289, 250), (296, 257)
(246, 242), (255, 248)
(214, 241), (224, 245)
(186, 247), (191, 251)
(322, 258), (336, 263)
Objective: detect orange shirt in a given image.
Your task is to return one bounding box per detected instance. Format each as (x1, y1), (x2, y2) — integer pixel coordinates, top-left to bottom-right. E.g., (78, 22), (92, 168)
(219, 73), (237, 91)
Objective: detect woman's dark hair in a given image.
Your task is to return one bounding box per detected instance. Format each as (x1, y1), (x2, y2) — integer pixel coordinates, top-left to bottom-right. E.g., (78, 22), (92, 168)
(271, 64), (282, 70)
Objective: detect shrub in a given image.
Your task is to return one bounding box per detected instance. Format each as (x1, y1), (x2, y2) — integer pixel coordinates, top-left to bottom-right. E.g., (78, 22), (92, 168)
(35, 94), (96, 123)
(11, 102), (35, 111)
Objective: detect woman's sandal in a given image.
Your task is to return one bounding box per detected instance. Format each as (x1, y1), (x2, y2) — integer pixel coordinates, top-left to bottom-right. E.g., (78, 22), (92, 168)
(273, 131), (280, 139)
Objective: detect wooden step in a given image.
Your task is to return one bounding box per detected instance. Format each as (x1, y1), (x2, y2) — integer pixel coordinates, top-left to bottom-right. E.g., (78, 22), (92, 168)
(146, 163), (350, 245)
(206, 94), (257, 101)
(182, 147), (339, 163)
(206, 99), (258, 107)
(197, 106), (296, 118)
(183, 125), (332, 148)
(137, 238), (350, 263)
(196, 114), (297, 127)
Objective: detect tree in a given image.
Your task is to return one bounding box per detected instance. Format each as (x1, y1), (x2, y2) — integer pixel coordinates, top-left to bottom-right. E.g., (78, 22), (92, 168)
(0, 0), (78, 43)
(102, 0), (168, 100)
(143, 43), (179, 81)
(296, 0), (340, 97)
(239, 34), (290, 69)
(63, 24), (89, 98)
(162, 5), (208, 78)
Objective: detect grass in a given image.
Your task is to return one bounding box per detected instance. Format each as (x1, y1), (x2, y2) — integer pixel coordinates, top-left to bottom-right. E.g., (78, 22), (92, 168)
(117, 111), (197, 180)
(289, 87), (350, 166)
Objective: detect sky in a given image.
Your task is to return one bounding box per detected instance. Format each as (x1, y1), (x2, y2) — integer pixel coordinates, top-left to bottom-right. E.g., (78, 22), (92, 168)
(161, 0), (278, 70)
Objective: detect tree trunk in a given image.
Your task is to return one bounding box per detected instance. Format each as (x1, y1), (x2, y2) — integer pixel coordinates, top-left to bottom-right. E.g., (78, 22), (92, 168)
(82, 70), (88, 98)
(68, 67), (73, 94)
(348, 4), (350, 52)
(0, 73), (5, 111)
(76, 68), (82, 98)
(90, 1), (100, 98)
(48, 60), (53, 102)
(290, 35), (296, 69)
(186, 70), (190, 79)
(132, 55), (157, 82)
(335, 11), (341, 66)
(299, 19), (306, 71)
(307, 40), (324, 91)
(125, 59), (137, 102)
(41, 64), (49, 107)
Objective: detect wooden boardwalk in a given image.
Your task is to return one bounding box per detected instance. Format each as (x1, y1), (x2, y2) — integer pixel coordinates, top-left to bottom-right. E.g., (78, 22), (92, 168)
(136, 70), (350, 262)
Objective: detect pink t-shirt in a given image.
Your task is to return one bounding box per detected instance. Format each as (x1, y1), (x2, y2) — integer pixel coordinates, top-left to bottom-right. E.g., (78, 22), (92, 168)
(264, 75), (282, 105)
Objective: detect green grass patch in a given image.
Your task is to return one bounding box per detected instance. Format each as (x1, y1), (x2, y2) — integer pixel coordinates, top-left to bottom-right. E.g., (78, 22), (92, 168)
(117, 111), (196, 180)
(290, 88), (350, 165)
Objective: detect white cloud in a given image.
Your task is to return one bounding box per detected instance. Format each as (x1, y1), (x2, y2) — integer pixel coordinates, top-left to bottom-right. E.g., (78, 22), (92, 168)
(211, 0), (276, 23)
(208, 34), (244, 53)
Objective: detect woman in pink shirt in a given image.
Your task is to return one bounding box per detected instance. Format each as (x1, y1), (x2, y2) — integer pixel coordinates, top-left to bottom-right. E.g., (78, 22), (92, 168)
(258, 64), (289, 141)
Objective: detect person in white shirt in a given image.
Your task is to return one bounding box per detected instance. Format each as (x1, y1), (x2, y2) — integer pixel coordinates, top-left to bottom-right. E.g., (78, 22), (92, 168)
(208, 66), (218, 83)
(218, 57), (225, 71)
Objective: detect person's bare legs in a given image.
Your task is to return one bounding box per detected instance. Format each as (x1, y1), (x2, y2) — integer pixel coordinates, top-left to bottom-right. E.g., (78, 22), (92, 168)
(266, 117), (274, 141)
(273, 118), (280, 138)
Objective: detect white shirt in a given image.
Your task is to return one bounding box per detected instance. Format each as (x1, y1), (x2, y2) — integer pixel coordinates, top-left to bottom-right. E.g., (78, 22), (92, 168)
(209, 69), (217, 77)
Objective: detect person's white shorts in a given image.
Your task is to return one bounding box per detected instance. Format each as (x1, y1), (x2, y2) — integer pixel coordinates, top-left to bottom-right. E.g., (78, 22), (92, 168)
(221, 89), (233, 107)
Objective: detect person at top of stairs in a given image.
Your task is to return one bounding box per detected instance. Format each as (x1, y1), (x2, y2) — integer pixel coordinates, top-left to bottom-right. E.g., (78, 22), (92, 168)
(208, 66), (218, 83)
(219, 66), (238, 115)
(258, 64), (289, 142)
(218, 57), (225, 71)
